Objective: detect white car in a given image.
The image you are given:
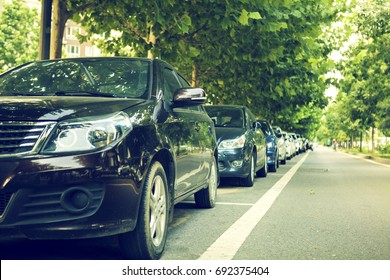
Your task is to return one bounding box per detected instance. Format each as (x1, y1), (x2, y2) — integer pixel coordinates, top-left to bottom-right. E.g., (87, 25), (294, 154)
(273, 126), (287, 164)
(282, 132), (295, 159)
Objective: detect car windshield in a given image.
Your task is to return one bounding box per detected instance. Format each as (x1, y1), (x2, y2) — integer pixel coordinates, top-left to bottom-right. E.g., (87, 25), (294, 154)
(0, 59), (151, 99)
(205, 107), (244, 128)
(259, 121), (273, 135)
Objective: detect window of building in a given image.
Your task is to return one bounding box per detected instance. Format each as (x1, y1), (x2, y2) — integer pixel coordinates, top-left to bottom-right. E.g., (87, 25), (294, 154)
(66, 26), (80, 40)
(66, 45), (80, 57)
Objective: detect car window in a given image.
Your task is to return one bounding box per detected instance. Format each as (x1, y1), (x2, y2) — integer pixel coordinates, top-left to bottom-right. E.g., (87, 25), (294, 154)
(260, 121), (272, 135)
(205, 107), (244, 128)
(0, 59), (151, 98)
(177, 73), (191, 87)
(162, 67), (182, 101)
(84, 60), (150, 97)
(246, 109), (256, 128)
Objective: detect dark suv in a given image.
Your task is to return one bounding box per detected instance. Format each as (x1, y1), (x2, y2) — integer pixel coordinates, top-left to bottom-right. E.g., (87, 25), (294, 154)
(0, 57), (218, 259)
(205, 105), (267, 186)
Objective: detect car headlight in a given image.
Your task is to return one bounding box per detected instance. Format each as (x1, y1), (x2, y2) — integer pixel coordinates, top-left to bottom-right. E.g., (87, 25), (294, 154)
(219, 135), (246, 149)
(42, 112), (132, 154)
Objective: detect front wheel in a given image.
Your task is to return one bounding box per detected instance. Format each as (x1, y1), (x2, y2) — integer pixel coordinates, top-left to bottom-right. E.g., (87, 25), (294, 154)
(195, 157), (218, 208)
(119, 161), (169, 260)
(241, 153), (255, 187)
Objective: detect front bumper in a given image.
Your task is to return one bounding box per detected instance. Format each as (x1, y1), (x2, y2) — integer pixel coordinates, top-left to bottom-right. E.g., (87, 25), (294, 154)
(0, 151), (144, 239)
(217, 148), (250, 178)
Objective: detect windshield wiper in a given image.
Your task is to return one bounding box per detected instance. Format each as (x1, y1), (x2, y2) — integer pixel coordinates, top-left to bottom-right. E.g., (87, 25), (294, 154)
(53, 91), (117, 97)
(4, 92), (47, 96)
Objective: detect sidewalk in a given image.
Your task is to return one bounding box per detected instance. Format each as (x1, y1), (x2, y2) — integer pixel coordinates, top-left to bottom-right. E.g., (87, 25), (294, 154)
(340, 149), (390, 165)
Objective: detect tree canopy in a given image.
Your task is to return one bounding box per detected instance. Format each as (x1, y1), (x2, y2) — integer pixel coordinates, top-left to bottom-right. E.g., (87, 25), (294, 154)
(0, 0), (39, 72)
(319, 0), (389, 150)
(1, 0), (362, 139)
(67, 0), (341, 137)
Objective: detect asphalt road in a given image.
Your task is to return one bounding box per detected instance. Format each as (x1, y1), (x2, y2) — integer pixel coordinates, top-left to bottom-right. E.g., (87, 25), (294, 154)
(1, 146), (389, 260)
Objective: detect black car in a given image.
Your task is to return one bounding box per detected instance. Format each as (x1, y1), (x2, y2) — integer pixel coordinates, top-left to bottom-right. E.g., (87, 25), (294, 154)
(204, 105), (267, 187)
(259, 120), (279, 172)
(0, 57), (218, 260)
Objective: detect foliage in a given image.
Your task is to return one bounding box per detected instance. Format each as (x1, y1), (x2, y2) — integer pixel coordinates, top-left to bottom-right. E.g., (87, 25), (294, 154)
(1, 0), (346, 138)
(69, 0), (342, 137)
(319, 0), (389, 152)
(0, 0), (39, 72)
(336, 0), (389, 152)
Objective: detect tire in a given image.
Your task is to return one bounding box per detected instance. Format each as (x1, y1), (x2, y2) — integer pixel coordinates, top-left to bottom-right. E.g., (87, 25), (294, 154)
(256, 152), (268, 178)
(281, 153), (287, 164)
(195, 157), (218, 208)
(269, 151), (277, 172)
(119, 161), (169, 260)
(241, 153), (255, 187)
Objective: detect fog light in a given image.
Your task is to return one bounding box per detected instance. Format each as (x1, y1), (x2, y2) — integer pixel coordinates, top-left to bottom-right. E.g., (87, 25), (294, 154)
(231, 160), (243, 167)
(70, 191), (89, 209)
(61, 187), (92, 213)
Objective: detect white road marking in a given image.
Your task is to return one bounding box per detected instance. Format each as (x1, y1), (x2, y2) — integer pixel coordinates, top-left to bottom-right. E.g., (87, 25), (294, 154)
(180, 201), (255, 206)
(216, 202), (255, 206)
(198, 152), (309, 260)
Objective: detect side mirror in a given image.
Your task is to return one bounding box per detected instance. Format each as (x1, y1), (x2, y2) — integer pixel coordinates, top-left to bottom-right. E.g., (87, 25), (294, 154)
(173, 87), (206, 106)
(253, 121), (262, 130)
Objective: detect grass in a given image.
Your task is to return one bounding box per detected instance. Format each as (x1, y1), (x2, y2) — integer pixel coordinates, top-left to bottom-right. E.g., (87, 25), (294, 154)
(343, 148), (390, 159)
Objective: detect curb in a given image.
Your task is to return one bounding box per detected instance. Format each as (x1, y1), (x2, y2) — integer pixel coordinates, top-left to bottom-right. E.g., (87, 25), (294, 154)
(342, 150), (390, 165)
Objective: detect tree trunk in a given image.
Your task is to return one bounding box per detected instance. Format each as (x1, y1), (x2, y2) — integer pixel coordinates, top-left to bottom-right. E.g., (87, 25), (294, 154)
(50, 0), (69, 59)
(359, 132), (363, 152)
(192, 63), (198, 87)
(371, 126), (375, 154)
(147, 30), (156, 59)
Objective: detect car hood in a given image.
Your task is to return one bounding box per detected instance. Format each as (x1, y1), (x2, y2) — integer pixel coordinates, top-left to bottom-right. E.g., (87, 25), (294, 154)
(0, 96), (146, 121)
(215, 127), (246, 144)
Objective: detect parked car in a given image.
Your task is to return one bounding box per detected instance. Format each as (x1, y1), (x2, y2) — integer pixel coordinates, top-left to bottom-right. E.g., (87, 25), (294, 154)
(296, 134), (305, 153)
(282, 131), (295, 159)
(288, 132), (300, 156)
(258, 120), (279, 172)
(204, 105), (267, 187)
(0, 57), (219, 260)
(272, 125), (287, 165)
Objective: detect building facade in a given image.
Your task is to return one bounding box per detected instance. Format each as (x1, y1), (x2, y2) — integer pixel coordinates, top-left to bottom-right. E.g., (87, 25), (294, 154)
(1, 0), (101, 58)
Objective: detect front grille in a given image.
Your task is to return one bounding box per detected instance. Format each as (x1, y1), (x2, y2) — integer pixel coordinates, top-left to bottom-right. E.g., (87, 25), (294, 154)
(0, 121), (54, 156)
(0, 191), (13, 217)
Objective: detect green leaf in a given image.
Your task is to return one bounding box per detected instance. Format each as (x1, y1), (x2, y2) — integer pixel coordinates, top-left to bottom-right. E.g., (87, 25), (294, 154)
(239, 9), (249, 25)
(248, 12), (262, 20)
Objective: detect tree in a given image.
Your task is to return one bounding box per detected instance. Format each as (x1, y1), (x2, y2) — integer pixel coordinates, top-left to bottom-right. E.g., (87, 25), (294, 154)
(0, 0), (39, 72)
(336, 0), (390, 151)
(49, 0), (103, 58)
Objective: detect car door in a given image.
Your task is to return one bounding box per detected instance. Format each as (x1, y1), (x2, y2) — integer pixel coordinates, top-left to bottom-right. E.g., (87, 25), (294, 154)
(247, 109), (266, 169)
(160, 64), (208, 197)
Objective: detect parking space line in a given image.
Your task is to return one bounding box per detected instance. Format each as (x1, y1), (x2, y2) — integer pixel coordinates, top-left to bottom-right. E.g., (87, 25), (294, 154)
(216, 202), (255, 206)
(180, 201), (255, 206)
(198, 152), (310, 260)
